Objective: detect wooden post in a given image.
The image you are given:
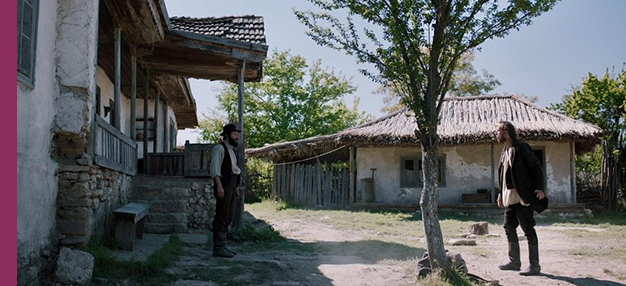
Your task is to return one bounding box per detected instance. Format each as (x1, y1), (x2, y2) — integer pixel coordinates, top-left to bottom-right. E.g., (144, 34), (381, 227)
(130, 54), (137, 141)
(232, 60), (246, 228)
(490, 143), (495, 203)
(570, 142), (576, 203)
(143, 69), (149, 174)
(349, 147), (355, 205)
(154, 92), (159, 153)
(113, 27), (122, 130)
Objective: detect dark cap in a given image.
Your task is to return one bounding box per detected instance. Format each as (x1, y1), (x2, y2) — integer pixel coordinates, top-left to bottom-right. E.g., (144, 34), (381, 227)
(220, 123), (241, 136)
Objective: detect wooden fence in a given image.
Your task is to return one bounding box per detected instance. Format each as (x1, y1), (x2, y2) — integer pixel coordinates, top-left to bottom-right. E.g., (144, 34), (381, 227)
(273, 162), (350, 208)
(94, 115), (137, 175)
(147, 153), (184, 176)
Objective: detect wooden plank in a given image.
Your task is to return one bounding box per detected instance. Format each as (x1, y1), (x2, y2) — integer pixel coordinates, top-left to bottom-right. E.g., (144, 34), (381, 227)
(95, 116), (135, 146)
(113, 203), (150, 222)
(168, 29), (269, 53)
(95, 155), (137, 176)
(316, 161), (322, 206)
(115, 218), (136, 251)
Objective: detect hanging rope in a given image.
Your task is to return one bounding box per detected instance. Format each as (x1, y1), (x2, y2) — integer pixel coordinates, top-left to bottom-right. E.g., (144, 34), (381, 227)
(272, 145), (347, 166)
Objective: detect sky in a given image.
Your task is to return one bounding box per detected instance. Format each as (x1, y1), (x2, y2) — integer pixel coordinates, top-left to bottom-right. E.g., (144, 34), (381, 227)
(164, 0), (626, 145)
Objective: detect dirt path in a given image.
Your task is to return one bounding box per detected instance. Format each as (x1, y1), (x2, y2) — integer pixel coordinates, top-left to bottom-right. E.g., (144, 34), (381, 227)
(166, 210), (626, 286)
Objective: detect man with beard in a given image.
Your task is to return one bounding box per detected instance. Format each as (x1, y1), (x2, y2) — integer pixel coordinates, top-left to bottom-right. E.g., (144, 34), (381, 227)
(209, 123), (242, 258)
(496, 121), (548, 276)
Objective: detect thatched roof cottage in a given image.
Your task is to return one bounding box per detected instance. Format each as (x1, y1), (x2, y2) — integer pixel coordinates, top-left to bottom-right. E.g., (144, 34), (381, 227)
(247, 96), (602, 207)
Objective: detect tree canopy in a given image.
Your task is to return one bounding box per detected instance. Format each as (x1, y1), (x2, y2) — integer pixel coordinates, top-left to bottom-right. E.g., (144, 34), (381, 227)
(198, 50), (371, 148)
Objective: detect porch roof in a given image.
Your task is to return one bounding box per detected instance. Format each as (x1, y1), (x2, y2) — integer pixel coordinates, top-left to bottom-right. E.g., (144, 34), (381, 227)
(99, 0), (268, 129)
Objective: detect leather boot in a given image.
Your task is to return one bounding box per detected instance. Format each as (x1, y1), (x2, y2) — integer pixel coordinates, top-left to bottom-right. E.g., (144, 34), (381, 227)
(520, 244), (541, 276)
(499, 242), (521, 271)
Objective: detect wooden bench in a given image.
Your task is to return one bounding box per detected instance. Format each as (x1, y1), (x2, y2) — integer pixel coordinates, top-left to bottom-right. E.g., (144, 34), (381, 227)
(114, 203), (149, 251)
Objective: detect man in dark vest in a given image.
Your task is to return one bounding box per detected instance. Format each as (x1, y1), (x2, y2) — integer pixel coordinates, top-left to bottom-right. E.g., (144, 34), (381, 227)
(496, 121), (549, 276)
(209, 123), (242, 258)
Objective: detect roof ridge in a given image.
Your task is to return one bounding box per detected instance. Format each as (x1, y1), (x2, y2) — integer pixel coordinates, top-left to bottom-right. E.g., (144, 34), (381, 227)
(170, 15), (263, 21)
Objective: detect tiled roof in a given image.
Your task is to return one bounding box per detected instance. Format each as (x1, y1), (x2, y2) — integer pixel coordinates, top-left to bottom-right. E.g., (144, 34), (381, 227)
(170, 15), (266, 45)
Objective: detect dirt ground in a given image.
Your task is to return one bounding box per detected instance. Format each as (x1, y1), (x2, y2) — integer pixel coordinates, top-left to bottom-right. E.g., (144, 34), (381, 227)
(165, 203), (626, 286)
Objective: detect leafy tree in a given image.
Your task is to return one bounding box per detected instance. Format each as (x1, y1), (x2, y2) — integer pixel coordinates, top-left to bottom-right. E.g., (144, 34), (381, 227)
(198, 50), (371, 148)
(550, 68), (626, 210)
(380, 50), (500, 113)
(295, 0), (558, 274)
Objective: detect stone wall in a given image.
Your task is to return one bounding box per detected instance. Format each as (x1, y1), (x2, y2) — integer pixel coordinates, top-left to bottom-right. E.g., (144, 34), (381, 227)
(56, 163), (132, 246)
(187, 182), (216, 232)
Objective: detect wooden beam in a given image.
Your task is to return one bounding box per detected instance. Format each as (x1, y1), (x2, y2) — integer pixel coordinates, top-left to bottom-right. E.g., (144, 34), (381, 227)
(131, 54), (137, 140)
(114, 27), (122, 130)
(491, 143), (495, 203)
(154, 91), (160, 153)
(168, 29), (268, 53)
(143, 69), (149, 174)
(233, 60), (246, 229)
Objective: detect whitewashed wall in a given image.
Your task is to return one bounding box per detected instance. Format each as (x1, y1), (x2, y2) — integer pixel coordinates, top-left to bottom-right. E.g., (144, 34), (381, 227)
(356, 141), (574, 205)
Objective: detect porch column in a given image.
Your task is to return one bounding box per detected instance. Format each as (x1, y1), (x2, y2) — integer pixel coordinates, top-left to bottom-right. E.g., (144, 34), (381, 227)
(490, 143), (495, 203)
(113, 27), (121, 130)
(233, 60), (246, 228)
(130, 54), (137, 140)
(570, 142), (576, 203)
(143, 69), (149, 174)
(154, 91), (159, 153)
(349, 146), (355, 205)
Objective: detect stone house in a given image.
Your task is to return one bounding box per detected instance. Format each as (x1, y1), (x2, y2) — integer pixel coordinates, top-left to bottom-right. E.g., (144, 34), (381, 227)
(248, 96), (602, 208)
(17, 0), (267, 284)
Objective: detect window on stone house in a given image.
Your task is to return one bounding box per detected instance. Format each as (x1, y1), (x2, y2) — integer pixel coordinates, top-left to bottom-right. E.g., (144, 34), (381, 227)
(400, 155), (446, 187)
(17, 0), (39, 86)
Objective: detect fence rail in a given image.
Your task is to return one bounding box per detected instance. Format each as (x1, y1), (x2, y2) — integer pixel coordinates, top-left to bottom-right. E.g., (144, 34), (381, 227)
(273, 162), (349, 208)
(94, 115), (137, 175)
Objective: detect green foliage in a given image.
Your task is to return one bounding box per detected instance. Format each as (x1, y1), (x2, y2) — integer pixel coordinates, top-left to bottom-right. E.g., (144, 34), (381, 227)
(198, 50), (371, 148)
(554, 69), (626, 150)
(245, 158), (274, 202)
(550, 68), (626, 209)
(227, 221), (286, 243)
(84, 234), (181, 284)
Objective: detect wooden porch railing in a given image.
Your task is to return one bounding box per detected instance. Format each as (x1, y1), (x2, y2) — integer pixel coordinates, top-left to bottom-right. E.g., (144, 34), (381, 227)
(94, 115), (138, 175)
(147, 153), (184, 176)
(145, 142), (215, 177)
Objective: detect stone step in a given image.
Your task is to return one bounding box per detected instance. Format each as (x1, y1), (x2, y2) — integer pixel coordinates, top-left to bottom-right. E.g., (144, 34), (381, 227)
(146, 213), (187, 224)
(130, 187), (189, 200)
(145, 223), (188, 234)
(132, 175), (213, 189)
(130, 199), (187, 213)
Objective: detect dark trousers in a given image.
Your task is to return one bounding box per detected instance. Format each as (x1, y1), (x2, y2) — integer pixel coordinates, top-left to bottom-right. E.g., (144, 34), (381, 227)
(504, 203), (538, 245)
(212, 175), (239, 249)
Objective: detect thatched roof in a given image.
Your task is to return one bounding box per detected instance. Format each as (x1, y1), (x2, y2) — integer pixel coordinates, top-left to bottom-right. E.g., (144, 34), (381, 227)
(247, 96), (603, 162)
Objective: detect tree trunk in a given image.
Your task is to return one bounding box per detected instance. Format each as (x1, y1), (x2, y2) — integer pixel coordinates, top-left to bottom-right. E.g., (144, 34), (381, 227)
(420, 136), (452, 273)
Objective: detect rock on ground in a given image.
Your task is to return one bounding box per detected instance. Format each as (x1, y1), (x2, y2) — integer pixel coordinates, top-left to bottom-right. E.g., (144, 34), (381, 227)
(449, 239), (477, 246)
(54, 247), (94, 285)
(468, 222), (489, 235)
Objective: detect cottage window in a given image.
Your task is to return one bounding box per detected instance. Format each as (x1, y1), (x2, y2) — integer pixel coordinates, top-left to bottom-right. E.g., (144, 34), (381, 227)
(400, 155), (446, 187)
(17, 0), (39, 86)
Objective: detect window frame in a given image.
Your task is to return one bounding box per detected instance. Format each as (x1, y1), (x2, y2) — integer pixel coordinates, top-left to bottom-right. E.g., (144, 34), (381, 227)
(17, 0), (39, 87)
(400, 154), (446, 188)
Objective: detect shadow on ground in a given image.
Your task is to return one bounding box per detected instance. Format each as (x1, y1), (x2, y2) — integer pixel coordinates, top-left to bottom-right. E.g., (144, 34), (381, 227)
(542, 274), (626, 286)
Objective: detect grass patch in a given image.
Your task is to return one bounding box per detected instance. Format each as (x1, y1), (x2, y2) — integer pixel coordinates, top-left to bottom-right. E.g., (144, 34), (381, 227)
(83, 234), (181, 285)
(567, 245), (626, 263)
(188, 259), (274, 286)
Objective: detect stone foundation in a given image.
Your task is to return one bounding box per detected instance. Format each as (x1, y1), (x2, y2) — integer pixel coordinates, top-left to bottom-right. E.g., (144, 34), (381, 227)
(56, 163), (132, 246)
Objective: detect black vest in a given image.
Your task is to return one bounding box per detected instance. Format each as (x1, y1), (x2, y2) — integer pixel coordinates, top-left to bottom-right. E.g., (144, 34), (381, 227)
(219, 142), (239, 185)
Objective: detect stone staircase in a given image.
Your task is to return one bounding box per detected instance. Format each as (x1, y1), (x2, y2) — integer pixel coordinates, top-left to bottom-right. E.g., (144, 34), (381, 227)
(130, 175), (214, 234)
